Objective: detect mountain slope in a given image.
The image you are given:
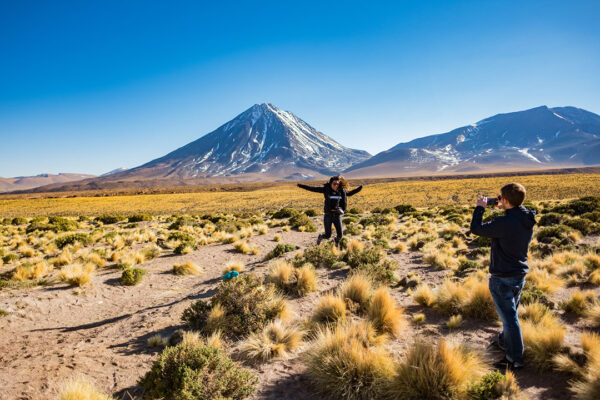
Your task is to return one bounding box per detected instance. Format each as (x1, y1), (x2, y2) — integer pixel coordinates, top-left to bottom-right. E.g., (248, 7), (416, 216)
(119, 103), (370, 180)
(346, 106), (600, 176)
(0, 173), (96, 193)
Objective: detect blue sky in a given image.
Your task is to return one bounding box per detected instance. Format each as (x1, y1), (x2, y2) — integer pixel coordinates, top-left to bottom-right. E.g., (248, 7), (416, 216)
(1, 0), (599, 177)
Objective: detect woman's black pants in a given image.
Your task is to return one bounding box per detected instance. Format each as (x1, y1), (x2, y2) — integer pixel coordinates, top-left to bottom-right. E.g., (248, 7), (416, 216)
(320, 212), (343, 243)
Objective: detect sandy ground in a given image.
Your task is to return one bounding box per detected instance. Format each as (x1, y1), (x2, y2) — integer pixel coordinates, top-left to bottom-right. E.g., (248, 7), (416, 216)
(0, 226), (596, 400)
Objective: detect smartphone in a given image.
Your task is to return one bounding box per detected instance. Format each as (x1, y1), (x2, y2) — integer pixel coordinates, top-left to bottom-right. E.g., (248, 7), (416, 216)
(487, 197), (499, 206)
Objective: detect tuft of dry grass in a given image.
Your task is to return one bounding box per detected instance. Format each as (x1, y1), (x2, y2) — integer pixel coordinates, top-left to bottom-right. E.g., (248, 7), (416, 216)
(147, 334), (168, 348)
(561, 290), (596, 315)
(52, 249), (73, 267)
(385, 339), (489, 400)
(412, 313), (426, 324)
(222, 260), (244, 274)
(413, 284), (435, 307)
(59, 377), (114, 400)
(233, 240), (259, 255)
(58, 264), (95, 286)
(239, 320), (304, 362)
(173, 261), (203, 276)
(267, 260), (317, 296)
(339, 272), (373, 313)
(391, 241), (406, 253)
(447, 314), (463, 329)
(311, 294), (347, 325)
(527, 267), (565, 293)
(367, 287), (405, 337)
(304, 321), (395, 400)
(346, 238), (365, 254)
(521, 307), (566, 369)
(273, 234), (282, 242)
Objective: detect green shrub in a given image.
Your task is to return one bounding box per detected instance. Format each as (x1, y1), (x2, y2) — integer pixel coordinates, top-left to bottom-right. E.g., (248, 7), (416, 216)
(302, 243), (339, 269)
(348, 207), (363, 215)
(468, 371), (505, 400)
(346, 246), (396, 284)
(2, 253), (19, 264)
(55, 233), (91, 249)
(564, 217), (599, 235)
(582, 211), (600, 222)
(265, 243), (298, 260)
(182, 274), (285, 339)
(395, 204), (417, 214)
(305, 208), (320, 217)
(26, 216), (78, 233)
(520, 286), (549, 306)
(272, 207), (299, 219)
(139, 343), (257, 400)
(0, 309), (8, 317)
(536, 225), (576, 244)
(95, 214), (126, 224)
(289, 213), (317, 232)
(473, 236), (491, 247)
(11, 217), (28, 225)
(359, 214), (391, 227)
(457, 259), (479, 273)
(128, 214), (152, 222)
(550, 196), (600, 216)
(538, 213), (565, 226)
(121, 267), (147, 285)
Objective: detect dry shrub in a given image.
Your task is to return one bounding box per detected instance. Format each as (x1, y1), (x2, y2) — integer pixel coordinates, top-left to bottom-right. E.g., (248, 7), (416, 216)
(339, 272), (373, 313)
(521, 305), (566, 369)
(527, 267), (565, 293)
(173, 261), (203, 276)
(86, 252), (106, 268)
(182, 274), (288, 339)
(12, 260), (51, 281)
(267, 260), (317, 296)
(239, 320), (304, 362)
(311, 294), (347, 325)
(59, 377), (114, 400)
(413, 284), (435, 307)
(447, 315), (463, 329)
(304, 321), (394, 400)
(385, 339), (488, 400)
(392, 241), (406, 253)
(561, 290), (596, 315)
(222, 260), (244, 274)
(58, 264), (94, 286)
(148, 334), (168, 348)
(367, 287), (405, 337)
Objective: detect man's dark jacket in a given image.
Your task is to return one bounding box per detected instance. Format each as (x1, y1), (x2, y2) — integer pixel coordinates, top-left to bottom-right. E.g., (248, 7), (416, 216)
(470, 205), (537, 276)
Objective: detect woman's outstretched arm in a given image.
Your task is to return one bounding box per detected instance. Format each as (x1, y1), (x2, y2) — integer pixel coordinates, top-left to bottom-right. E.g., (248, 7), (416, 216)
(346, 185), (363, 197)
(297, 183), (325, 193)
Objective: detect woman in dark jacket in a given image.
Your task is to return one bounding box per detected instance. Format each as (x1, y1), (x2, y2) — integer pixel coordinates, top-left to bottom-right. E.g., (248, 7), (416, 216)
(297, 175), (363, 245)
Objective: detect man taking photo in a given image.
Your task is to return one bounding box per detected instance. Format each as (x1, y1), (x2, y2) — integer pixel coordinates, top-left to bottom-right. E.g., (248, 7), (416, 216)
(470, 182), (536, 370)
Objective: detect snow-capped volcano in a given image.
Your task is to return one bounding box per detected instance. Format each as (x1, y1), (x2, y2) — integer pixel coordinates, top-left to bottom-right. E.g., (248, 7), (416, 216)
(129, 103), (370, 179)
(346, 106), (600, 176)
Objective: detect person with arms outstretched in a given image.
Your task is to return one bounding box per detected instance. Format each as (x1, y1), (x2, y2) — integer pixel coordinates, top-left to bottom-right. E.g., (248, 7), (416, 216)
(297, 175), (363, 246)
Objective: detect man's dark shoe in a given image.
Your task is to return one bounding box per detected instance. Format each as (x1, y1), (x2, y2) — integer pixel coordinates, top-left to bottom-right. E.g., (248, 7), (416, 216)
(493, 357), (523, 372)
(489, 339), (506, 352)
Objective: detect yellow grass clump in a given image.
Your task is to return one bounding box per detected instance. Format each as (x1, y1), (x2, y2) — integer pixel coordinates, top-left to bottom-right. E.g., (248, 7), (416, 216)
(239, 320), (304, 362)
(222, 260), (244, 274)
(447, 314), (463, 329)
(173, 261), (203, 276)
(147, 334), (168, 348)
(521, 304), (566, 369)
(304, 321), (395, 400)
(413, 284), (435, 307)
(367, 287), (405, 337)
(58, 264), (95, 287)
(52, 249), (73, 267)
(59, 377), (114, 400)
(311, 294), (347, 325)
(385, 339), (489, 400)
(527, 267), (565, 294)
(339, 272), (373, 313)
(561, 290), (596, 315)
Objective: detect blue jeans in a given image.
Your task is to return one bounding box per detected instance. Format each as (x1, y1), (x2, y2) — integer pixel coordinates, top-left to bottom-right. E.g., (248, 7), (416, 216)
(489, 275), (526, 365)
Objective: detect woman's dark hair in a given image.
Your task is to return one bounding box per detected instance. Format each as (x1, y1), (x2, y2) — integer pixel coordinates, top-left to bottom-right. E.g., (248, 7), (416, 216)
(329, 175), (348, 190)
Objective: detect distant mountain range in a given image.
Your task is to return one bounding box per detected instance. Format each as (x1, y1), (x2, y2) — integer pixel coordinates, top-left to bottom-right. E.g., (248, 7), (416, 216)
(346, 106), (600, 176)
(0, 173), (96, 193)
(5, 104), (600, 193)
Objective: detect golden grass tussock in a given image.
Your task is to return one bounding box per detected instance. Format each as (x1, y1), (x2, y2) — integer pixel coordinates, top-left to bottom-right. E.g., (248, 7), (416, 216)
(385, 339), (489, 400)
(391, 241), (406, 253)
(447, 314), (463, 329)
(172, 261), (203, 276)
(59, 377), (114, 400)
(367, 287), (405, 337)
(311, 293), (347, 325)
(233, 240), (259, 255)
(339, 272), (373, 313)
(295, 264), (317, 296)
(346, 238), (365, 254)
(553, 250), (583, 266)
(521, 307), (566, 369)
(412, 313), (426, 324)
(422, 244), (458, 270)
(273, 234), (281, 242)
(267, 259), (294, 288)
(58, 263), (95, 287)
(147, 334), (168, 348)
(527, 267), (565, 294)
(239, 319), (304, 362)
(587, 303), (600, 327)
(12, 260), (52, 281)
(584, 253), (600, 271)
(561, 290), (596, 315)
(222, 260), (244, 275)
(267, 260), (317, 296)
(553, 331), (600, 400)
(413, 284), (436, 307)
(52, 249), (73, 267)
(304, 321), (395, 400)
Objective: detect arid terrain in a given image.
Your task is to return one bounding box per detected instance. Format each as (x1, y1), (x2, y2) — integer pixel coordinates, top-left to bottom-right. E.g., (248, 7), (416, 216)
(1, 183), (600, 399)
